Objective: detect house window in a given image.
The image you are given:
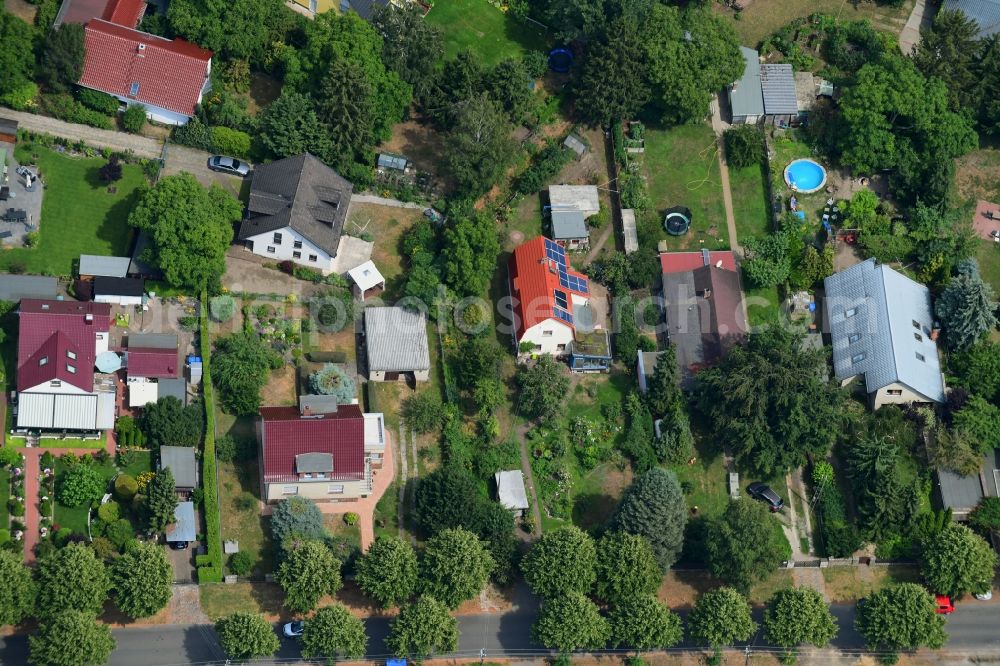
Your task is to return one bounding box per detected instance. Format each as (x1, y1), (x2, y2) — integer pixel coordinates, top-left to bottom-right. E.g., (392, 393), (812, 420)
(309, 254), (318, 262)
(51, 380), (61, 387)
(556, 344), (566, 351)
(293, 240), (302, 249)
(273, 232), (283, 244)
(851, 352), (865, 364)
(316, 473), (327, 479)
(266, 246), (276, 254)
(67, 350), (77, 360)
(303, 473), (313, 479)
(293, 251), (302, 259)
(39, 356), (48, 366)
(328, 484), (345, 494)
(282, 485), (298, 495)
(370, 453), (382, 462)
(916, 352), (925, 362)
(848, 333), (861, 343)
(914, 332), (923, 342)
(845, 307), (857, 318)
(129, 82), (139, 97)
(534, 344), (542, 352)
(912, 320), (920, 329)
(66, 364), (76, 374)
(542, 330), (553, 337)
(887, 389), (903, 396)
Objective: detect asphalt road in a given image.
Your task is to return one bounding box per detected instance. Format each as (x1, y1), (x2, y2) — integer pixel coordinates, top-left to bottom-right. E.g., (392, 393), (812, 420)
(3, 603), (1000, 665)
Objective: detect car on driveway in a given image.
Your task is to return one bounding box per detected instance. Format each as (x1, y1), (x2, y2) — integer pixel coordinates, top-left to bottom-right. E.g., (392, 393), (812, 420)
(207, 156), (251, 177)
(282, 621), (304, 638)
(169, 540), (189, 550)
(747, 482), (784, 511)
(935, 595), (954, 614)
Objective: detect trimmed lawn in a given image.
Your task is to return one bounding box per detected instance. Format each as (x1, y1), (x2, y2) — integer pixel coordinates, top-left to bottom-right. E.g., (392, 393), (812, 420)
(729, 162), (772, 242)
(425, 0), (547, 67)
(218, 453), (277, 576)
(3, 146), (147, 276)
(822, 565), (921, 603)
(53, 452), (151, 535)
(346, 203), (425, 301)
(745, 283), (781, 327)
(200, 582), (285, 622)
(373, 479), (401, 541)
(641, 123), (730, 251)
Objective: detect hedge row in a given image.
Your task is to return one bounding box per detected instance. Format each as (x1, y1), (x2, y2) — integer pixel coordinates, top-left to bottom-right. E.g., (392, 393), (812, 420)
(196, 296), (223, 583)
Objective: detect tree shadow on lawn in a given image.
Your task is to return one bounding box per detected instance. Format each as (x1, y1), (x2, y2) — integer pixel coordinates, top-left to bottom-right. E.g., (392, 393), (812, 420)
(572, 491), (617, 532)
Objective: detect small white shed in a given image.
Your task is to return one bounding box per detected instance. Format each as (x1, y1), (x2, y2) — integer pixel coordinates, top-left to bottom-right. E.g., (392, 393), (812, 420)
(495, 470), (529, 517)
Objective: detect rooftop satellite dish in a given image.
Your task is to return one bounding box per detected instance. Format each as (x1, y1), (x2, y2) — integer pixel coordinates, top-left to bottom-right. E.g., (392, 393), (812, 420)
(95, 351), (122, 374)
(716, 260), (723, 268)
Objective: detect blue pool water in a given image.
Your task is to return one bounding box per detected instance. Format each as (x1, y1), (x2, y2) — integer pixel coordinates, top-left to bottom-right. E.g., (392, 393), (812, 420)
(784, 159), (827, 193)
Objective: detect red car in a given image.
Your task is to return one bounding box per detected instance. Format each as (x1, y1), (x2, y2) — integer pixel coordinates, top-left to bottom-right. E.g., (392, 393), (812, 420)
(935, 595), (954, 615)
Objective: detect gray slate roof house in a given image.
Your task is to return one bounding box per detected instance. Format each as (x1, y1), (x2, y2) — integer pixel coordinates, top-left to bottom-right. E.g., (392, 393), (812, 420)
(341, 0), (390, 20)
(364, 306), (431, 380)
(823, 258), (945, 407)
(0, 275), (59, 302)
(729, 48), (799, 123)
(160, 446), (198, 490)
(944, 0), (1000, 37)
(79, 254), (130, 279)
(760, 63), (798, 116)
(166, 501), (196, 542)
(237, 153), (353, 259)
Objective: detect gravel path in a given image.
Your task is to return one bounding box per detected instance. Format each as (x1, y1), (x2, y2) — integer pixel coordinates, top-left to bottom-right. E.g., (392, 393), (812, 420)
(0, 107), (162, 158)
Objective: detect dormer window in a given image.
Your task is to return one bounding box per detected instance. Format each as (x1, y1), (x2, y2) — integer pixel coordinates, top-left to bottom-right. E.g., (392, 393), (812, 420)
(39, 356), (48, 366)
(848, 333), (861, 343)
(51, 380), (61, 387)
(916, 352), (925, 362)
(67, 350), (77, 360)
(129, 82), (140, 97)
(851, 352), (866, 364)
(845, 307), (857, 318)
(67, 364), (76, 374)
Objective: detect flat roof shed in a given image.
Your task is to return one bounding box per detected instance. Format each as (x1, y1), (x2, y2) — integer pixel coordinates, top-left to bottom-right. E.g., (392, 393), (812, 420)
(0, 275), (59, 302)
(79, 254), (131, 278)
(166, 501), (196, 542)
(548, 185), (600, 217)
(364, 307), (430, 373)
(495, 470), (529, 512)
(160, 446), (198, 490)
(551, 209), (588, 240)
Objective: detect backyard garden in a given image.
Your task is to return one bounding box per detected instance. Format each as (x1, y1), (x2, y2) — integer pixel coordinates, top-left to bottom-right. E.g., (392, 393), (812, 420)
(424, 0), (548, 66)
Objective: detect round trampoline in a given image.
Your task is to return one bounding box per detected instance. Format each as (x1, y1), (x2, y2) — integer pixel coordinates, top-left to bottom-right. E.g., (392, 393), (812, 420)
(784, 159), (827, 194)
(548, 48), (573, 73)
(664, 206), (692, 236)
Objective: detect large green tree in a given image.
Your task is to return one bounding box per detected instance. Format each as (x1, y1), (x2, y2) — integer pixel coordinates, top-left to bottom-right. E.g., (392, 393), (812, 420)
(575, 18), (650, 127)
(912, 9), (981, 112)
(414, 466), (481, 536)
(300, 603), (368, 661)
(255, 91), (333, 161)
(855, 583), (947, 659)
(763, 588), (838, 658)
(441, 214), (501, 297)
(705, 499), (790, 593)
(532, 592), (611, 653)
(521, 526), (597, 598)
(0, 550), (35, 627)
(35, 543), (111, 619)
(146, 468), (178, 532)
(270, 496), (326, 545)
(212, 331), (282, 415)
(545, 0), (606, 43)
(28, 611), (115, 666)
(276, 540), (343, 613)
(39, 24), (84, 93)
(696, 326), (843, 477)
(215, 612), (281, 660)
(57, 463), (104, 508)
(974, 35), (1000, 135)
(920, 523), (997, 598)
(688, 587), (756, 651)
(419, 528), (494, 609)
(128, 174), (242, 292)
(517, 356), (571, 424)
(356, 536), (418, 608)
(0, 10), (35, 97)
(386, 596), (459, 659)
(608, 467), (687, 571)
(140, 396), (204, 449)
(608, 594), (683, 651)
(642, 5), (743, 125)
(935, 259), (998, 351)
(951, 340), (1000, 402)
(111, 541), (172, 618)
(595, 532), (660, 603)
(373, 4), (443, 100)
(443, 93), (514, 197)
(167, 0), (292, 62)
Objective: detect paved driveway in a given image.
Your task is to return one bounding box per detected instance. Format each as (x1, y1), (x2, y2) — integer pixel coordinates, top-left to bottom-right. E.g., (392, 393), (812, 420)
(0, 140), (43, 245)
(161, 144), (245, 196)
(0, 107), (161, 158)
(167, 543), (197, 583)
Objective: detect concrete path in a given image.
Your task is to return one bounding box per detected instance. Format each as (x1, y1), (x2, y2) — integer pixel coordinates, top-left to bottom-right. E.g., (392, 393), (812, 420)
(351, 194), (425, 209)
(709, 95), (741, 255)
(899, 0), (936, 54)
(0, 107), (162, 158)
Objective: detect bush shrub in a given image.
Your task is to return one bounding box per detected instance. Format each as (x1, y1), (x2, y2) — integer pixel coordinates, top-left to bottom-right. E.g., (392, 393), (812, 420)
(723, 125), (765, 168)
(1, 81), (38, 110)
(8, 499), (24, 517)
(216, 435), (256, 463)
(209, 295), (236, 322)
(229, 551), (254, 576)
(99, 155), (122, 183)
(344, 512), (359, 526)
(210, 126), (251, 158)
(76, 87), (120, 114)
(97, 500), (120, 523)
(105, 519), (134, 549)
(114, 474), (138, 499)
(39, 93), (112, 129)
(58, 464), (105, 507)
(173, 117), (213, 150)
(91, 536), (118, 561)
(121, 104), (146, 133)
(197, 299), (223, 583)
(306, 351), (348, 364)
(515, 141), (573, 195)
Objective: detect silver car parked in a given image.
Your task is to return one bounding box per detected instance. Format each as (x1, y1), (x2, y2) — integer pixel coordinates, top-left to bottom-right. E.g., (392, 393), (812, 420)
(207, 155), (251, 177)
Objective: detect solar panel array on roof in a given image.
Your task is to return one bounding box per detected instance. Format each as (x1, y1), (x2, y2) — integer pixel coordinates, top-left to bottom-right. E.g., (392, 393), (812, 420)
(544, 238), (590, 294)
(554, 289), (568, 309)
(553, 307), (574, 325)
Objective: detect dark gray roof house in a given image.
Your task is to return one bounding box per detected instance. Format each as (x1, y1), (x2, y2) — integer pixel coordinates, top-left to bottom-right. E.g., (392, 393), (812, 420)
(0, 275), (59, 302)
(760, 63), (798, 116)
(729, 47), (799, 123)
(944, 0), (1000, 37)
(160, 446), (198, 490)
(128, 333), (178, 349)
(237, 153), (353, 259)
(341, 0), (390, 20)
(937, 450), (1000, 520)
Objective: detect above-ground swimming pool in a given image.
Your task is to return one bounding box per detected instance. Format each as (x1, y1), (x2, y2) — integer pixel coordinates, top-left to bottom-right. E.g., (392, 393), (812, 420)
(784, 159), (827, 194)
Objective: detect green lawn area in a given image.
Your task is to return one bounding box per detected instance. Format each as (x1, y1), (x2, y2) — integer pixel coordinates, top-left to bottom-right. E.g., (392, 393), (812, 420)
(729, 162), (772, 242)
(744, 283), (782, 327)
(641, 123), (730, 251)
(975, 241), (1000, 295)
(53, 452), (151, 535)
(425, 0), (548, 67)
(2, 145), (147, 276)
(218, 459), (277, 576)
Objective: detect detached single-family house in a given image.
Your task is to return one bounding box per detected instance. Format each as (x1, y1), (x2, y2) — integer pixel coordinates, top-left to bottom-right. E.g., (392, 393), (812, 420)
(943, 0), (1000, 38)
(363, 307), (430, 382)
(160, 446), (198, 493)
(729, 47), (798, 125)
(257, 400), (387, 502)
(508, 237), (611, 372)
(15, 299), (115, 433)
(79, 254), (131, 280)
(824, 258), (946, 408)
(74, 0), (212, 126)
(548, 185), (600, 250)
(237, 154), (353, 274)
(495, 470), (529, 518)
(661, 250), (747, 387)
(93, 276), (144, 306)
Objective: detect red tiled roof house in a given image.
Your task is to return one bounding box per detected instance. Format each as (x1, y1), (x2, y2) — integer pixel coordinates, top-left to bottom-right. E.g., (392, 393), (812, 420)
(258, 399), (388, 503)
(14, 300), (115, 433)
(62, 0), (212, 125)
